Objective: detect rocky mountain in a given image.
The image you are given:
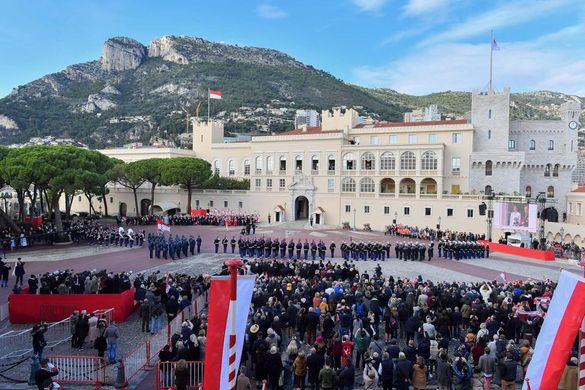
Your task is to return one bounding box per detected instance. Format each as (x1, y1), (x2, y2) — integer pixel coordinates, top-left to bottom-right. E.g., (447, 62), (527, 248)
(0, 35), (582, 148)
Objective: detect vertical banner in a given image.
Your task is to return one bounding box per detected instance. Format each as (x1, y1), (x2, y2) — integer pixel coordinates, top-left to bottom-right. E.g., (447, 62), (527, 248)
(580, 318), (585, 389)
(523, 271), (585, 390)
(204, 275), (255, 390)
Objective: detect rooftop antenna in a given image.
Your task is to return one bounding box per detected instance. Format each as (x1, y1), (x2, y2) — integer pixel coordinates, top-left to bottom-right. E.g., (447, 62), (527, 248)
(489, 30), (500, 92)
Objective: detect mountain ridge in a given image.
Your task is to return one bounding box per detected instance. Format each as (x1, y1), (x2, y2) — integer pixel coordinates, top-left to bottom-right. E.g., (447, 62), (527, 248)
(0, 35), (582, 148)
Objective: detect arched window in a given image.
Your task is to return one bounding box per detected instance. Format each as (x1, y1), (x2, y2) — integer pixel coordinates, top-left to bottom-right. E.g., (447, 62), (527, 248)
(485, 185), (492, 195)
(213, 160), (220, 175)
(255, 156), (262, 173)
(266, 156), (273, 173)
(421, 151), (438, 170)
(295, 155), (303, 171)
(485, 160), (493, 176)
(328, 155), (336, 171)
(553, 164), (560, 177)
(228, 160), (235, 176)
(359, 177), (375, 193)
(380, 152), (395, 170)
(400, 151), (416, 170)
(547, 185), (554, 198)
(529, 140), (536, 150)
(243, 160), (250, 176)
(544, 164), (551, 177)
(311, 155), (319, 171)
(525, 185), (532, 198)
(361, 152), (375, 170)
(341, 177), (356, 192)
(343, 153), (356, 170)
(279, 156), (287, 172)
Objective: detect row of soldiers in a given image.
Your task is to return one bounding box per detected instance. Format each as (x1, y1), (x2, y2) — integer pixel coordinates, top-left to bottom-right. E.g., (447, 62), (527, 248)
(71, 224), (145, 248)
(235, 237), (333, 261)
(147, 233), (202, 260)
(438, 240), (489, 260)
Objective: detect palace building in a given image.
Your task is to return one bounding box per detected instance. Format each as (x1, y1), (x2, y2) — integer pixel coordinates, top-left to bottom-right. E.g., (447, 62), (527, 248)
(91, 88), (581, 235)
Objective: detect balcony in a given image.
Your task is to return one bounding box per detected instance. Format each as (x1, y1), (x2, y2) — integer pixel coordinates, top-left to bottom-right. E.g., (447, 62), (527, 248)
(379, 192), (396, 197)
(360, 193), (376, 198)
(361, 170), (376, 176)
(420, 193), (438, 199)
(327, 170), (336, 175)
(311, 170), (319, 175)
(279, 187), (286, 192)
(255, 169), (262, 175)
(279, 169), (287, 175)
(398, 193), (416, 199)
(398, 170), (417, 176)
(266, 187), (272, 192)
(343, 170), (358, 176)
(451, 169), (461, 176)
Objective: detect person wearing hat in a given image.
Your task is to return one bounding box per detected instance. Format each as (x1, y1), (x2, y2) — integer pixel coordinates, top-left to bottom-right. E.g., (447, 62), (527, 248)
(560, 356), (579, 390)
(265, 346), (283, 390)
(14, 258), (25, 287)
(34, 358), (59, 390)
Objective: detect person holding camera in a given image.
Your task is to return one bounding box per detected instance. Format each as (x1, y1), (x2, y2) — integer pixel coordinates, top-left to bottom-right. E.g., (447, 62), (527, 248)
(362, 360), (379, 389)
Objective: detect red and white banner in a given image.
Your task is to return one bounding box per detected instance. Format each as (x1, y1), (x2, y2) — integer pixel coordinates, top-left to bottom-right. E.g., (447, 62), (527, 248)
(209, 89), (222, 100)
(580, 318), (585, 389)
(156, 219), (170, 233)
(523, 270), (585, 390)
(203, 275), (255, 390)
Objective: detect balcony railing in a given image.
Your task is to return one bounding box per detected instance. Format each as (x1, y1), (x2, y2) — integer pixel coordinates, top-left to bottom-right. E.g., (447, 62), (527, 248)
(398, 193), (416, 198)
(311, 170), (319, 175)
(279, 170), (287, 175)
(380, 192), (396, 197)
(420, 193), (438, 199)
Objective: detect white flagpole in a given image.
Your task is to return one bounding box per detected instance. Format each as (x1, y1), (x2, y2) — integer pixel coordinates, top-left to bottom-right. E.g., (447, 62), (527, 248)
(207, 88), (211, 123)
(489, 30), (493, 92)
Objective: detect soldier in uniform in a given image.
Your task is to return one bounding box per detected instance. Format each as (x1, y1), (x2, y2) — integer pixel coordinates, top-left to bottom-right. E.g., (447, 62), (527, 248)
(222, 236), (228, 253)
(303, 240), (309, 260)
(310, 240), (317, 261)
(296, 240), (302, 260)
(427, 241), (434, 261)
(196, 235), (202, 254)
(230, 236), (236, 254)
(189, 236), (195, 256)
(214, 237), (220, 254)
(288, 239), (295, 260)
(329, 241), (336, 258)
(279, 239), (286, 259)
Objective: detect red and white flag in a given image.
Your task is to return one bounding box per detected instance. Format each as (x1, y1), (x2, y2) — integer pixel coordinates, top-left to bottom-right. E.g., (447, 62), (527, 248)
(203, 275), (255, 390)
(523, 270), (585, 390)
(499, 272), (508, 282)
(157, 219), (170, 233)
(209, 89), (222, 100)
(165, 272), (171, 294)
(579, 318), (585, 389)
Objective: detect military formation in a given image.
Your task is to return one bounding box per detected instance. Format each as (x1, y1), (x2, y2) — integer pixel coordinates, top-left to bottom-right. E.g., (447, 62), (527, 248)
(71, 224), (145, 248)
(438, 240), (489, 260)
(147, 233), (202, 260)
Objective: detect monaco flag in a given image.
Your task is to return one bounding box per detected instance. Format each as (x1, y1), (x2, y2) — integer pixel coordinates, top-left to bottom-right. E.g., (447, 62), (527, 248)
(209, 89), (222, 100)
(203, 274), (255, 390)
(523, 270), (585, 390)
(156, 220), (170, 233)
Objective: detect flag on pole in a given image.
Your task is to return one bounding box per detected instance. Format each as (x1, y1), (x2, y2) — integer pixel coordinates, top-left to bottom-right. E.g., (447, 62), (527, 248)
(157, 219), (170, 233)
(499, 272), (508, 282)
(522, 270), (585, 390)
(204, 275), (255, 390)
(209, 89), (222, 100)
(491, 37), (500, 51)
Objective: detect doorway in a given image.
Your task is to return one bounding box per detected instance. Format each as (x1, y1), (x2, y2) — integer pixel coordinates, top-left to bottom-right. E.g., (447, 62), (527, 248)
(295, 196), (309, 220)
(140, 199), (151, 216)
(119, 202), (127, 217)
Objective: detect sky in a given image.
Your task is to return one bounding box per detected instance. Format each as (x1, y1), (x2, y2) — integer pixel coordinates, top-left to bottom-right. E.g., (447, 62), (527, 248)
(1, 0), (585, 98)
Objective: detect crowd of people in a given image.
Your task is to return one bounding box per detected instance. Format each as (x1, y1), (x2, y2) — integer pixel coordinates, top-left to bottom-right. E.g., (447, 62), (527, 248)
(122, 210), (259, 228)
(386, 225), (485, 243)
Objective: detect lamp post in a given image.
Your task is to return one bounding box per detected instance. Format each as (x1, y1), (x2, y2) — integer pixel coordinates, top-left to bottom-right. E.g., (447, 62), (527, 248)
(486, 193), (494, 242)
(225, 258), (243, 390)
(394, 211), (398, 225)
(438, 216), (442, 230)
(353, 208), (356, 231)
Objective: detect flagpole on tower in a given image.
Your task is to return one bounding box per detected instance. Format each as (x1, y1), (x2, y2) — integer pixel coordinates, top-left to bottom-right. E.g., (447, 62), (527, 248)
(489, 30), (493, 92)
(226, 258), (243, 390)
(207, 88), (211, 123)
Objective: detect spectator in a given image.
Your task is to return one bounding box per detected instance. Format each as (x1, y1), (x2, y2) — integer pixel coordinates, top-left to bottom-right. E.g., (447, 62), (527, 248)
(174, 359), (189, 390)
(34, 359), (59, 390)
(412, 356), (427, 390)
(104, 320), (119, 363)
(237, 369), (252, 390)
(292, 351), (307, 390)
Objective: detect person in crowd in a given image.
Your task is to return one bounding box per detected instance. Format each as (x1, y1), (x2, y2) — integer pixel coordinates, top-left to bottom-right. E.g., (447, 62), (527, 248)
(31, 322), (48, 361)
(174, 359), (189, 390)
(34, 359), (59, 390)
(104, 320), (119, 364)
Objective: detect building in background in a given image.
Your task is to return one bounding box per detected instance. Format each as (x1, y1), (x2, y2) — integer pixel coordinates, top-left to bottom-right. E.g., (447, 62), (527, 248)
(294, 109), (320, 129)
(403, 105), (441, 122)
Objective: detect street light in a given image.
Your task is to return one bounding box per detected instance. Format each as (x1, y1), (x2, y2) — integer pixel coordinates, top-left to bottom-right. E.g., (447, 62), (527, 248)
(353, 208), (357, 231)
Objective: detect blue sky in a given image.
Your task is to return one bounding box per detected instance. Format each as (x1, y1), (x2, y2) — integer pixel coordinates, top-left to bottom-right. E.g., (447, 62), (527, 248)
(1, 0), (584, 97)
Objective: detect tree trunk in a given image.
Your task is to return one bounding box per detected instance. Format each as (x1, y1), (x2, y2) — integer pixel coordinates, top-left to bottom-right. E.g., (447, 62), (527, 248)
(65, 193), (74, 220)
(150, 182), (156, 215)
(85, 193), (96, 215)
(187, 185), (192, 214)
(52, 193), (64, 233)
(16, 189), (25, 223)
(43, 189), (52, 219)
(102, 190), (109, 216)
(39, 188), (45, 215)
(0, 208), (20, 233)
(132, 187), (139, 217)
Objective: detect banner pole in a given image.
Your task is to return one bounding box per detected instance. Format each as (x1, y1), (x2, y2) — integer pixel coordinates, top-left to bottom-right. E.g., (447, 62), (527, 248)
(226, 258), (243, 390)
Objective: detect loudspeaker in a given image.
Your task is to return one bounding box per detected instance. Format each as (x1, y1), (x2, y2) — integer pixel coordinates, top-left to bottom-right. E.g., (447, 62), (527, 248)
(487, 210), (494, 219)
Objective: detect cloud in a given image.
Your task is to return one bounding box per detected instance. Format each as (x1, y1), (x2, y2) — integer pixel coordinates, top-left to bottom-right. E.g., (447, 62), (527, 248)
(353, 29), (585, 95)
(352, 0), (388, 12)
(418, 0), (573, 46)
(381, 26), (431, 46)
(403, 0), (453, 16)
(256, 4), (287, 19)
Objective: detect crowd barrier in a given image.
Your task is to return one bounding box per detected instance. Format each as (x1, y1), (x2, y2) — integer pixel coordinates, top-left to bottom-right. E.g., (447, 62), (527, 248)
(156, 361), (204, 390)
(9, 288), (135, 323)
(46, 355), (106, 389)
(0, 308), (114, 360)
(479, 240), (556, 261)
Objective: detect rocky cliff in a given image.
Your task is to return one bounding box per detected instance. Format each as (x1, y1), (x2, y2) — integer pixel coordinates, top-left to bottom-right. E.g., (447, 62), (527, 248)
(101, 37), (147, 71)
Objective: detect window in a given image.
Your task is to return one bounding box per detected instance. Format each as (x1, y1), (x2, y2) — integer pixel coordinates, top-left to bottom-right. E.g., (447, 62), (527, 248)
(447, 208), (454, 217)
(279, 178), (286, 189)
(359, 177), (375, 193)
(488, 129), (491, 139)
(328, 155), (336, 171)
(389, 135), (397, 144)
(452, 133), (462, 144)
(213, 160), (220, 175)
(569, 202), (573, 214)
(238, 201), (243, 208)
(312, 155), (319, 172)
(451, 185), (461, 194)
(380, 152), (395, 170)
(548, 140), (554, 150)
(544, 164), (551, 177)
(209, 200), (214, 207)
(485, 160), (493, 176)
(341, 177), (356, 192)
(547, 185), (554, 198)
(343, 153), (356, 170)
(529, 140), (536, 150)
(370, 136), (378, 145)
(408, 134), (417, 144)
(195, 200), (200, 208)
(244, 160), (250, 175)
(266, 156), (273, 173)
(525, 185), (532, 198)
(467, 209), (474, 218)
(425, 207), (431, 216)
(327, 178), (335, 192)
(428, 134), (437, 144)
(452, 157), (461, 173)
(485, 185), (492, 195)
(553, 164), (559, 177)
(404, 207), (410, 215)
(224, 201), (228, 208)
(228, 160), (235, 176)
(400, 151), (416, 170)
(361, 152), (375, 170)
(488, 109), (492, 119)
(279, 156), (287, 172)
(255, 179), (261, 188)
(384, 206), (390, 215)
(508, 140), (516, 150)
(578, 203), (582, 216)
(345, 204), (351, 213)
(255, 156), (262, 173)
(364, 205), (370, 214)
(110, 196), (113, 203)
(352, 136), (360, 145)
(78, 196), (82, 202)
(421, 151), (438, 170)
(266, 178), (272, 189)
(295, 155), (303, 171)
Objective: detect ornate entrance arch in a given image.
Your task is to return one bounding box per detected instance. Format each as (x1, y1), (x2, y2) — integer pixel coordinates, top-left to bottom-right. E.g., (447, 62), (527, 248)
(288, 173), (315, 222)
(295, 196), (309, 220)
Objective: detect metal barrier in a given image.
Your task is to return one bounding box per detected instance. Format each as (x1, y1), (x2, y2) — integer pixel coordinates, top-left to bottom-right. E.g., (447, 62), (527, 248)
(47, 355), (106, 388)
(40, 304), (77, 322)
(157, 361), (204, 390)
(123, 340), (151, 382)
(0, 308), (114, 360)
